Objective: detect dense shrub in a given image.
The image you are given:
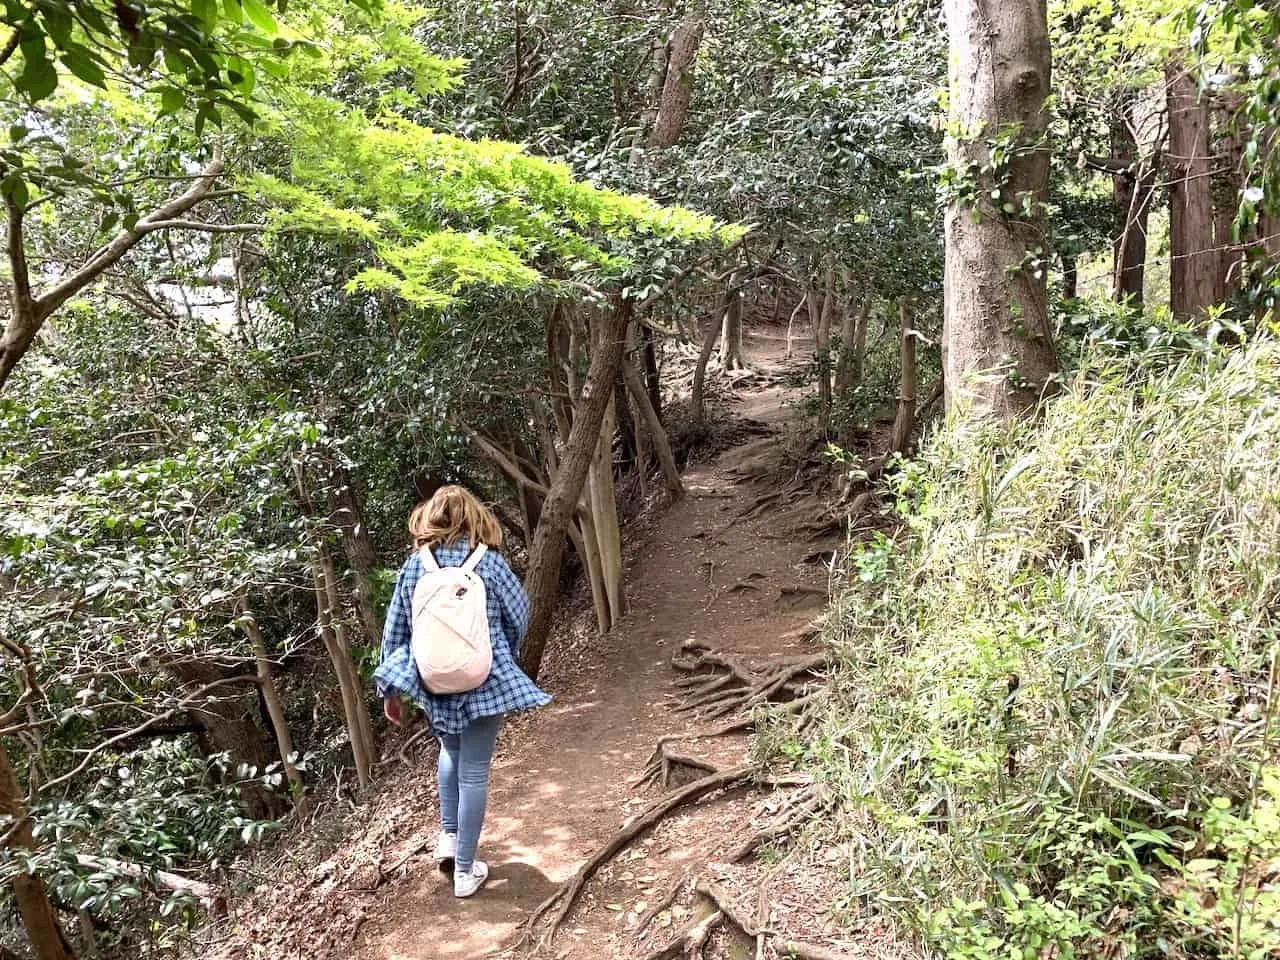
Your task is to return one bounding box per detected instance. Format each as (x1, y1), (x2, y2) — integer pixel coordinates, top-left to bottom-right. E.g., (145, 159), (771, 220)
(804, 324), (1280, 958)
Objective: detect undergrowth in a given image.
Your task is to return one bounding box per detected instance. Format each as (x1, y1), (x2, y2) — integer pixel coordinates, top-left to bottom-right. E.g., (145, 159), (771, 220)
(796, 321), (1280, 958)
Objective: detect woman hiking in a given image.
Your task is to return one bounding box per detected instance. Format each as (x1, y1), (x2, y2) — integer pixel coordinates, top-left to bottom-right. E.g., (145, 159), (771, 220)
(374, 485), (550, 897)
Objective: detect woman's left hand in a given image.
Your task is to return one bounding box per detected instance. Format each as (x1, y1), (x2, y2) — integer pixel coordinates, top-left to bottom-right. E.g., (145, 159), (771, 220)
(383, 695), (403, 727)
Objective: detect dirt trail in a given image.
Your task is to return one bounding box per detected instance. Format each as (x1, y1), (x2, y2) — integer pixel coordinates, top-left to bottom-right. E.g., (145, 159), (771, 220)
(354, 329), (833, 960)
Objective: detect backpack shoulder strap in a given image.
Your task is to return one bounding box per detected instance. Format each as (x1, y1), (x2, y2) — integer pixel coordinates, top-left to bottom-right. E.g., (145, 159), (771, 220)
(419, 545), (441, 572)
(461, 543), (488, 573)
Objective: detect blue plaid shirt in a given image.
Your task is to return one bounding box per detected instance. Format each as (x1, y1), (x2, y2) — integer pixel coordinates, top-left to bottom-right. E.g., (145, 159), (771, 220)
(373, 540), (551, 734)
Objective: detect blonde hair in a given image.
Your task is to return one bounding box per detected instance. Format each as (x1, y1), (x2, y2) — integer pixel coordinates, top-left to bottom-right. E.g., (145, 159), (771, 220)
(409, 485), (503, 550)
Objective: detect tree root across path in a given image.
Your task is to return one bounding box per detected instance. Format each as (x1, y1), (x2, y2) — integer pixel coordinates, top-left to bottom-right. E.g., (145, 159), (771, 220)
(521, 765), (754, 950)
(670, 639), (825, 721)
(523, 637), (833, 956)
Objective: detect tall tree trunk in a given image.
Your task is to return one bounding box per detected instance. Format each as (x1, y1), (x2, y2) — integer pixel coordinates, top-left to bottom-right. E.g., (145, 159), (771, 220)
(720, 291), (746, 371)
(1111, 102), (1156, 304)
(622, 338), (684, 499)
(242, 613), (305, 809)
(631, 29), (670, 156)
(587, 396), (625, 625)
(814, 267), (835, 434)
(691, 301), (722, 425)
(1212, 96), (1244, 299)
(613, 373), (638, 475)
(649, 19), (705, 149)
(942, 0), (1057, 420)
(327, 467), (383, 645)
(314, 557), (374, 789)
(890, 299), (919, 456)
(1166, 61), (1219, 318)
(520, 297), (634, 681)
(1061, 253), (1079, 300)
(0, 740), (74, 960)
(640, 321), (663, 421)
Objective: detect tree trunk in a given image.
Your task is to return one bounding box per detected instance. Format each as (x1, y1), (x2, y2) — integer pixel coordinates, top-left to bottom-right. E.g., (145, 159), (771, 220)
(719, 291), (746, 371)
(0, 739), (74, 960)
(942, 0), (1057, 420)
(1061, 253), (1079, 300)
(242, 613), (305, 809)
(1111, 102), (1156, 304)
(328, 467), (383, 645)
(890, 299), (918, 456)
(314, 558), (374, 789)
(520, 297), (633, 680)
(613, 374), (638, 476)
(649, 20), (705, 149)
(631, 31), (669, 155)
(587, 396), (625, 625)
(622, 336), (684, 500)
(1212, 96), (1244, 299)
(640, 321), (663, 421)
(691, 304), (721, 425)
(1166, 61), (1219, 318)
(814, 268), (835, 434)
(165, 661), (282, 820)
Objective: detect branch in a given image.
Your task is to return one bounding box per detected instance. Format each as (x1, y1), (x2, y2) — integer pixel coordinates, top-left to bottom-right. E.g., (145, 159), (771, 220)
(0, 30), (18, 68)
(138, 220), (263, 235)
(6, 189), (33, 313)
(40, 675), (255, 793)
(34, 150), (227, 323)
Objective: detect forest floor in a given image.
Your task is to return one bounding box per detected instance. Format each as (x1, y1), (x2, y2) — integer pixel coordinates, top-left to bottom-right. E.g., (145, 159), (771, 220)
(203, 327), (912, 960)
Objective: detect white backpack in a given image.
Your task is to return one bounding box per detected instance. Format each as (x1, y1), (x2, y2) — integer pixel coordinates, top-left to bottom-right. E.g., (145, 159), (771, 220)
(410, 544), (493, 694)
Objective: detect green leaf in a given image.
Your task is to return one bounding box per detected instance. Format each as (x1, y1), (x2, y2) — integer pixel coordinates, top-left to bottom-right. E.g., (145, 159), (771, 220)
(242, 0), (278, 34)
(159, 87), (186, 116)
(61, 49), (108, 89)
(223, 0), (243, 24)
(192, 0), (218, 29)
(2, 173), (30, 209)
(8, 124), (28, 142)
(18, 54), (58, 102)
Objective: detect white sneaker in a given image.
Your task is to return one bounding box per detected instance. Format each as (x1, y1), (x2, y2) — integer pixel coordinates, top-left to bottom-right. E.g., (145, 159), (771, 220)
(434, 831), (457, 860)
(454, 860), (489, 898)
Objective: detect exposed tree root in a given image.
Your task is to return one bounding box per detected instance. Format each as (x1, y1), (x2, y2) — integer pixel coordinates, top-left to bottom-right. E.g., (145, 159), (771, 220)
(521, 764), (752, 949)
(634, 748), (720, 790)
(696, 878), (856, 960)
(641, 906), (723, 960)
(634, 875), (690, 938)
(670, 640), (825, 721)
(727, 784), (829, 863)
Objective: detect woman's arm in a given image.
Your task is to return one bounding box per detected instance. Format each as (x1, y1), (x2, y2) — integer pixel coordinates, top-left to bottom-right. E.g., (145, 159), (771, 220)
(490, 553), (531, 655)
(372, 557), (417, 700)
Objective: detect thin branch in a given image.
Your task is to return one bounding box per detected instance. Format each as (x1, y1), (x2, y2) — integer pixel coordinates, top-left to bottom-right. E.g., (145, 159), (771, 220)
(36, 150), (227, 322)
(138, 220), (264, 235)
(0, 29), (18, 68)
(40, 676), (255, 794)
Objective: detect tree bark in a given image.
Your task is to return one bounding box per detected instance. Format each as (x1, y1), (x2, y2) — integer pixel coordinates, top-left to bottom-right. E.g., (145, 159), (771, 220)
(327, 467), (383, 645)
(314, 557), (373, 789)
(1111, 102), (1156, 304)
(0, 739), (74, 960)
(587, 396), (625, 625)
(719, 290), (746, 371)
(942, 0), (1057, 420)
(622, 336), (684, 500)
(1061, 253), (1079, 300)
(890, 299), (918, 456)
(649, 19), (705, 149)
(1166, 61), (1219, 318)
(640, 321), (663, 420)
(691, 302), (721, 425)
(519, 297), (633, 681)
(242, 613), (305, 809)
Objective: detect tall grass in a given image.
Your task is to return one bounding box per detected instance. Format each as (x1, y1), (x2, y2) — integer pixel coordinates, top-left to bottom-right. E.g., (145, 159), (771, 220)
(802, 330), (1280, 958)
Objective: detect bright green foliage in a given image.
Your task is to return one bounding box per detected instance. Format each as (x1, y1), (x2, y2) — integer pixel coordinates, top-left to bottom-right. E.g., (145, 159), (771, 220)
(802, 313), (1280, 957)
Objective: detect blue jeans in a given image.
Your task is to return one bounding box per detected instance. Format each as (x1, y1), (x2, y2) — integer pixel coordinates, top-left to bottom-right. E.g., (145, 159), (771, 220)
(438, 714), (503, 873)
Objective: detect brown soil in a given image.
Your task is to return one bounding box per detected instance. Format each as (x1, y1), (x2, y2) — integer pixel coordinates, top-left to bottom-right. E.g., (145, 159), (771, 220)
(199, 329), (911, 960)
